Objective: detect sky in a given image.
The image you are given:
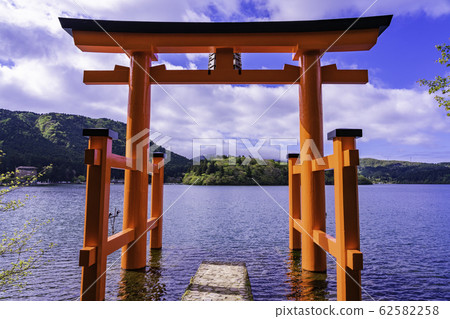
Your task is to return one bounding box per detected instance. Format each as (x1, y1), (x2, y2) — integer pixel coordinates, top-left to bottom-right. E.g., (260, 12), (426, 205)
(0, 0), (449, 162)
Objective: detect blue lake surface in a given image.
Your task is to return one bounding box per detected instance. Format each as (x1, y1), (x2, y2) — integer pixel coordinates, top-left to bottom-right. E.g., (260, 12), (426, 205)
(0, 184), (449, 301)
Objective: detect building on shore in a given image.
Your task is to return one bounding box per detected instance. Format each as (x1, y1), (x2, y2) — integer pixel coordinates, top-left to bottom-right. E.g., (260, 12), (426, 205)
(15, 166), (38, 178)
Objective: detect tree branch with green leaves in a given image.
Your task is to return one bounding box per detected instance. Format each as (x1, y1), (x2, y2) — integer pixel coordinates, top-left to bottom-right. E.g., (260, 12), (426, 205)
(418, 43), (450, 116)
(0, 150), (54, 293)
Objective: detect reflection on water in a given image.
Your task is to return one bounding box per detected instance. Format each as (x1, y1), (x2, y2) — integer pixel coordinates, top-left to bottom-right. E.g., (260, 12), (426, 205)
(117, 249), (331, 301)
(286, 250), (329, 301)
(118, 250), (166, 301)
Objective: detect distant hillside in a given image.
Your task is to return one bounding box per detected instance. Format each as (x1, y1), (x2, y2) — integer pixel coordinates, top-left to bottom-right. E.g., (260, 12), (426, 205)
(182, 156), (450, 185)
(0, 109), (190, 182)
(359, 158), (450, 184)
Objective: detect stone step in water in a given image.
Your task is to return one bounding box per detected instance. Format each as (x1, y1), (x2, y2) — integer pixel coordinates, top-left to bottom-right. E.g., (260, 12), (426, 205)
(181, 261), (253, 301)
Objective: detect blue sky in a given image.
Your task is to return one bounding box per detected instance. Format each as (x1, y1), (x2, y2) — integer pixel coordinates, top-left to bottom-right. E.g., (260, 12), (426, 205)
(0, 0), (449, 162)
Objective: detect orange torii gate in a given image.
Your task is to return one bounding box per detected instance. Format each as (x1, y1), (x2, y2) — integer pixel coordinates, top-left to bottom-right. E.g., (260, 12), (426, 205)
(60, 15), (392, 301)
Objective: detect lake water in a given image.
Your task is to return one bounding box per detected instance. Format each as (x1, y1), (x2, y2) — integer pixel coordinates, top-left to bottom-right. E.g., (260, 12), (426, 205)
(1, 184), (449, 301)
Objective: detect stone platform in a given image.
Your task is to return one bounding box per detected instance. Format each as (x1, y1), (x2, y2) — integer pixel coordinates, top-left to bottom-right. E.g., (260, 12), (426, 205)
(181, 261), (253, 301)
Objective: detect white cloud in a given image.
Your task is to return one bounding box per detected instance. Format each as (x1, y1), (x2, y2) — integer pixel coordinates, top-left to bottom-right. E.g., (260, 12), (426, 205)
(188, 62), (198, 70)
(182, 9), (211, 22)
(0, 60), (64, 99)
(322, 84), (450, 145)
(186, 53), (209, 61)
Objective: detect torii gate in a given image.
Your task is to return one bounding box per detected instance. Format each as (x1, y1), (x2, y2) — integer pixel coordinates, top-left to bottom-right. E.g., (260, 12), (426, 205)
(60, 15), (392, 301)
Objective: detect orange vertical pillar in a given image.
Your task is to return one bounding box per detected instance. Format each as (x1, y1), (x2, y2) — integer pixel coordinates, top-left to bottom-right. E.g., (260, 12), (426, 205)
(149, 152), (165, 249)
(287, 153), (301, 250)
(299, 51), (327, 272)
(80, 128), (117, 301)
(329, 128), (363, 301)
(121, 52), (152, 270)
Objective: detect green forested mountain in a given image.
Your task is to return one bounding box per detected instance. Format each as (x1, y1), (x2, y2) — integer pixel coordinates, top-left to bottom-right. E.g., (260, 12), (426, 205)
(182, 157), (288, 185)
(0, 109), (190, 182)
